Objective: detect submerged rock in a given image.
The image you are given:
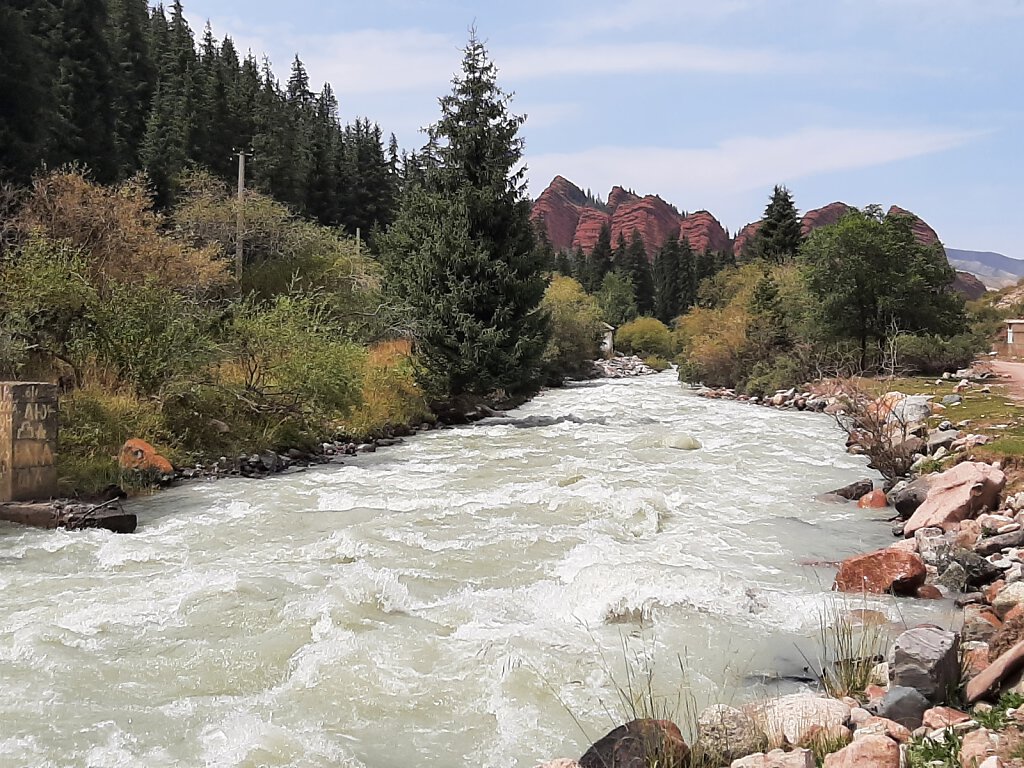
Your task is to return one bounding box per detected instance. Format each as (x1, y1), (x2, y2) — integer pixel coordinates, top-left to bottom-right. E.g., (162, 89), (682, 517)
(664, 434), (702, 450)
(829, 479), (874, 501)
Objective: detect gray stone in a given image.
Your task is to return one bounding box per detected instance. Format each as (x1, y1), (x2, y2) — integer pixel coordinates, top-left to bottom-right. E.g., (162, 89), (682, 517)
(829, 479), (874, 501)
(915, 527), (954, 569)
(954, 549), (1004, 587)
(696, 704), (767, 763)
(892, 395), (934, 425)
(892, 627), (960, 703)
(874, 686), (930, 729)
(936, 561), (968, 593)
(889, 475), (936, 521)
(942, 394), (963, 406)
(927, 429), (960, 454)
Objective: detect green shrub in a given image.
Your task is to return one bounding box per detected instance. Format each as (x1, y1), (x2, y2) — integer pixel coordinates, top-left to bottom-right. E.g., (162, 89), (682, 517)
(617, 317), (674, 358)
(643, 355), (671, 372)
(743, 354), (807, 398)
(894, 332), (983, 375)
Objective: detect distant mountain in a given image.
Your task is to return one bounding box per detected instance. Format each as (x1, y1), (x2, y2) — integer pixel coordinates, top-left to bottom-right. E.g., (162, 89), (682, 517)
(531, 176), (1007, 300)
(946, 248), (1024, 290)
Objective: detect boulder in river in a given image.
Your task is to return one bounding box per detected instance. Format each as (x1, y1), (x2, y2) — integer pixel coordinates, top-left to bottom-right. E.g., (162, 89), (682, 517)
(828, 479), (874, 501)
(833, 549), (926, 596)
(664, 434), (702, 450)
(888, 475), (936, 520)
(579, 719), (689, 768)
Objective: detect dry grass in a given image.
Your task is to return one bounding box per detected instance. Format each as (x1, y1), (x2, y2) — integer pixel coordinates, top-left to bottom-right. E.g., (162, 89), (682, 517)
(341, 339), (431, 439)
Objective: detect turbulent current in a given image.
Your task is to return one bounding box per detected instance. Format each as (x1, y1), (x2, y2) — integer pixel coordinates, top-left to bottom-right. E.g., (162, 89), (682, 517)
(0, 373), (945, 767)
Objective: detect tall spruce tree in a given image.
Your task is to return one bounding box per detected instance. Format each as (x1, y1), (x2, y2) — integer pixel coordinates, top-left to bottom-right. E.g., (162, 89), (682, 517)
(583, 224), (614, 292)
(380, 31), (548, 399)
(653, 235), (681, 324)
(625, 232), (655, 316)
(51, 0), (119, 181)
(107, 0), (154, 175)
(753, 185), (802, 263)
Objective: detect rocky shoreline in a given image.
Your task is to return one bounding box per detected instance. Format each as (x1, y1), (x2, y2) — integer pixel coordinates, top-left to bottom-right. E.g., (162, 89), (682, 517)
(535, 368), (1024, 768)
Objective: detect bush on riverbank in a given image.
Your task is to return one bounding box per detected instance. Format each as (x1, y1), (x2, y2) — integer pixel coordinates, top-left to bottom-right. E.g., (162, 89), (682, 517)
(616, 317), (675, 358)
(0, 171), (438, 495)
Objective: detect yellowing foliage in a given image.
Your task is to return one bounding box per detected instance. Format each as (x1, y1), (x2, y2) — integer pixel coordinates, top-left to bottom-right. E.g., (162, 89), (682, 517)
(18, 170), (228, 293)
(342, 339), (431, 438)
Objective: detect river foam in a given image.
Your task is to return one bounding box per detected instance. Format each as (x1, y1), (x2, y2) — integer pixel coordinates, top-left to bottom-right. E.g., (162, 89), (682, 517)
(0, 373), (943, 767)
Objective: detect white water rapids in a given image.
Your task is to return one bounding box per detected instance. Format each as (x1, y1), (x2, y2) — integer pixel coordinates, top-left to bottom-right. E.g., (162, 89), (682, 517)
(0, 373), (948, 767)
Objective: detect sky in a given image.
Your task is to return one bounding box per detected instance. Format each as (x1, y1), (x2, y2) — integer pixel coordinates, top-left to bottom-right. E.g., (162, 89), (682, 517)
(182, 0), (1023, 257)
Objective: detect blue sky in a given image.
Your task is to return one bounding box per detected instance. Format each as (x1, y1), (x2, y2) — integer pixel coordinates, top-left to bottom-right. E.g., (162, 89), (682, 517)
(183, 0), (1023, 257)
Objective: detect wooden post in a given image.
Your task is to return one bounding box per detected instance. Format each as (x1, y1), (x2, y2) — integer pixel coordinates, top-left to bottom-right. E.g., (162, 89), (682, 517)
(0, 382), (58, 502)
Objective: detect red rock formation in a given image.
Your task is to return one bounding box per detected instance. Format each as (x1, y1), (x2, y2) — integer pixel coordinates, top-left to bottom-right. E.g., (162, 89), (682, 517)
(610, 195), (681, 259)
(607, 186), (639, 212)
(888, 205), (941, 247)
(679, 210), (729, 254)
(954, 271), (987, 300)
(802, 201), (852, 237)
(572, 207), (612, 253)
(530, 175), (588, 252)
(733, 221), (762, 259)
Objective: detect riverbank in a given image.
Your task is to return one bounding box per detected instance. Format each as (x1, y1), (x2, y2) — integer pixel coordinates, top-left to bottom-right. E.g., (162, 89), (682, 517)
(529, 363), (1024, 768)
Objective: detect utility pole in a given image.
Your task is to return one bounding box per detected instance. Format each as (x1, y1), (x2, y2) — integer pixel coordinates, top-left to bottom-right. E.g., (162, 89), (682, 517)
(355, 227), (361, 259)
(236, 149), (247, 280)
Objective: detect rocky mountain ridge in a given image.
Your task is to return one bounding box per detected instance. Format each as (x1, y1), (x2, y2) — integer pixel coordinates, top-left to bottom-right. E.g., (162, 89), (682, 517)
(531, 176), (1003, 297)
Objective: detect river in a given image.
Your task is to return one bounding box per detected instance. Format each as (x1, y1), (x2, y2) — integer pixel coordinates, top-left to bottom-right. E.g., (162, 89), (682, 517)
(0, 373), (946, 767)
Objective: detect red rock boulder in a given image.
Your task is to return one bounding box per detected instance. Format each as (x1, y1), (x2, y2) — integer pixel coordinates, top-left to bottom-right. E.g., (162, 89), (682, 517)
(118, 438), (173, 475)
(834, 549), (926, 596)
(904, 462), (1006, 537)
(857, 490), (889, 509)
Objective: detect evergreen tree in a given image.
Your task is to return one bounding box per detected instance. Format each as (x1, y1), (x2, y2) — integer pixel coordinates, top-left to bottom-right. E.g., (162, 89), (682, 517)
(51, 0), (119, 181)
(653, 235), (681, 324)
(192, 23), (234, 177)
(753, 185), (802, 263)
(583, 224), (614, 293)
(678, 237), (697, 310)
(107, 0), (154, 175)
(379, 32), (548, 399)
(554, 249), (573, 277)
(625, 232), (655, 316)
(0, 2), (54, 182)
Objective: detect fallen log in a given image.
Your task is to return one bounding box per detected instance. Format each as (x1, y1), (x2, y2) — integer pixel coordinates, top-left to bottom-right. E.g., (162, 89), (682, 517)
(0, 499), (136, 533)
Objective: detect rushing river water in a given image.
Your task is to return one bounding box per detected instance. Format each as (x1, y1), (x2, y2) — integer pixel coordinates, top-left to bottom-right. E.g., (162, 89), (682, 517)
(0, 373), (948, 767)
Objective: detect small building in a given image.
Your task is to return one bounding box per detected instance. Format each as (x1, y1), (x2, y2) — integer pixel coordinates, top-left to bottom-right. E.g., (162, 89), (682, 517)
(1001, 320), (1024, 358)
(600, 323), (615, 356)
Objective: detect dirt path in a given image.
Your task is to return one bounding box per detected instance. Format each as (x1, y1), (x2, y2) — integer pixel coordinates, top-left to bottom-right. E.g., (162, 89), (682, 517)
(986, 359), (1024, 400)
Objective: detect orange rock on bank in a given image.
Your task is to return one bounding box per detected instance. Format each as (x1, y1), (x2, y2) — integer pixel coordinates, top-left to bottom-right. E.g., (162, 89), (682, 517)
(118, 439), (173, 475)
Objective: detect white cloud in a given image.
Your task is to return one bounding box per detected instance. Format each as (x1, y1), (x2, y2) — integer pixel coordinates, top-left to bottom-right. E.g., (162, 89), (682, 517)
(557, 0), (757, 35)
(526, 126), (984, 216)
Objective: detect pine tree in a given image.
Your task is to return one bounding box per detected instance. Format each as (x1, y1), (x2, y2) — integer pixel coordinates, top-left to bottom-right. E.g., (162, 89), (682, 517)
(625, 232), (655, 316)
(654, 235), (681, 324)
(678, 237), (697, 310)
(583, 224), (614, 293)
(379, 31), (548, 399)
(51, 0), (119, 181)
(0, 2), (54, 182)
(554, 250), (573, 277)
(107, 0), (154, 175)
(753, 185), (802, 264)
